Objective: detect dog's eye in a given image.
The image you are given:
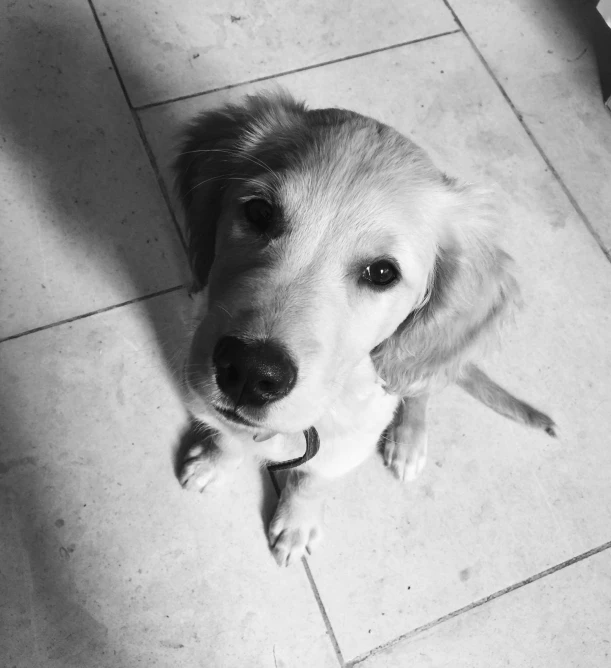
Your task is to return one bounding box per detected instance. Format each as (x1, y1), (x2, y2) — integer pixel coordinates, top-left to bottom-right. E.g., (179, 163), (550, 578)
(244, 199), (273, 232)
(361, 260), (398, 287)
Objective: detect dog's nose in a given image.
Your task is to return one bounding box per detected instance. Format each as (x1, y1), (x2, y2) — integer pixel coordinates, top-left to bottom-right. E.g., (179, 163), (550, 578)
(213, 336), (297, 407)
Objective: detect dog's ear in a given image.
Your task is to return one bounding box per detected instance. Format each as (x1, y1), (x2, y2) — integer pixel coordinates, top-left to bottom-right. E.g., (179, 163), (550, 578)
(173, 92), (304, 290)
(173, 105), (250, 290)
(371, 182), (519, 395)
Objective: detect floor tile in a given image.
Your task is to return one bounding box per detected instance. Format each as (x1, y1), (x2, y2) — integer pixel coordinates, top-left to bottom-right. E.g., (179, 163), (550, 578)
(448, 0), (611, 254)
(141, 32), (611, 660)
(0, 0), (187, 341)
(356, 548), (611, 668)
(0, 292), (338, 668)
(93, 0), (456, 107)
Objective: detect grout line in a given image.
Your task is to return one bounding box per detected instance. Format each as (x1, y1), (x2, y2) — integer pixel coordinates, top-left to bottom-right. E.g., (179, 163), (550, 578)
(441, 0), (611, 263)
(86, 0), (133, 106)
(302, 558), (346, 667)
(267, 470), (345, 666)
(1, 5), (190, 347)
(131, 110), (188, 249)
(86, 0), (188, 252)
(135, 29), (462, 112)
(346, 538), (611, 666)
(0, 286), (185, 345)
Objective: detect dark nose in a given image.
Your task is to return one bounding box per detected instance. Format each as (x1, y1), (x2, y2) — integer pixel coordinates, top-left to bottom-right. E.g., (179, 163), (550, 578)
(213, 336), (297, 407)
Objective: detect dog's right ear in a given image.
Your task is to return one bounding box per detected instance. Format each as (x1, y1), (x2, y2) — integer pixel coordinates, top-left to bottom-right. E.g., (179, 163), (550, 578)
(173, 106), (251, 291)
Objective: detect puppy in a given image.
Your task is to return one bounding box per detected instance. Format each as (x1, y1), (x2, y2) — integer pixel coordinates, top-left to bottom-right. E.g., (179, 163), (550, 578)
(174, 91), (555, 566)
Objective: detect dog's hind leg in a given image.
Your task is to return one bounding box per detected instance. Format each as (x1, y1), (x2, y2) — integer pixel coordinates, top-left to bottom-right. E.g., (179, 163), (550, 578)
(383, 394), (429, 482)
(457, 363), (556, 437)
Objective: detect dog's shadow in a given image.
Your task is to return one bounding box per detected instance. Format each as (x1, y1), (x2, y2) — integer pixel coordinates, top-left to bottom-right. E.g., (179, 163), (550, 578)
(0, 5), (278, 663)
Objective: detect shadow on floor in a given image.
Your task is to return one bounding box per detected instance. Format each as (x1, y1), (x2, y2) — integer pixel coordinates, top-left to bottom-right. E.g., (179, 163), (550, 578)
(0, 4), (278, 665)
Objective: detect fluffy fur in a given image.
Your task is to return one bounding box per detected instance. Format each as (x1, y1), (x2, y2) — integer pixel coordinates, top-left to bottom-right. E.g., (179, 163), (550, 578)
(174, 91), (555, 566)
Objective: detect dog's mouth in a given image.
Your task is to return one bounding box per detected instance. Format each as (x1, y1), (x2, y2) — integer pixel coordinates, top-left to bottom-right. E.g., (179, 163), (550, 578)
(213, 405), (260, 428)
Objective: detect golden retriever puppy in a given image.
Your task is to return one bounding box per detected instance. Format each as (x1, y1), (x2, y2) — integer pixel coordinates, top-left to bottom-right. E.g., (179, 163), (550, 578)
(174, 91), (554, 566)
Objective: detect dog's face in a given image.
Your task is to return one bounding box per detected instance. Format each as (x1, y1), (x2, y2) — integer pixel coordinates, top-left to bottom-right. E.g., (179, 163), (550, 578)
(177, 94), (516, 437)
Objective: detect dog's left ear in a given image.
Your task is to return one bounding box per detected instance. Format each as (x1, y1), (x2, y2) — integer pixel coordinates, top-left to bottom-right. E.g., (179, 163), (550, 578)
(371, 181), (520, 395)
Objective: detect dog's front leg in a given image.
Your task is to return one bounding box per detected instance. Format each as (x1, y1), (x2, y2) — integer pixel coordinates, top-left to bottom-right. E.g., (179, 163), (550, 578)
(268, 422), (384, 566)
(180, 427), (244, 493)
(384, 394), (429, 481)
(268, 469), (326, 567)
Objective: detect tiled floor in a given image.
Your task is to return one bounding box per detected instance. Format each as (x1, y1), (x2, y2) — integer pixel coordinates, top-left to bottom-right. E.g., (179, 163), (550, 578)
(1, 1), (610, 666)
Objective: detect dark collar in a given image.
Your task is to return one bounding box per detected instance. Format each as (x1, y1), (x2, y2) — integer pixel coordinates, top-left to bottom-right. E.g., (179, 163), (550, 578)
(267, 427), (320, 472)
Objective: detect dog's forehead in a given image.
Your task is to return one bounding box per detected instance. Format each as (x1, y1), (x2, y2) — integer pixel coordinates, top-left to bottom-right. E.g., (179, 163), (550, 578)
(235, 109), (442, 270)
(262, 124), (404, 243)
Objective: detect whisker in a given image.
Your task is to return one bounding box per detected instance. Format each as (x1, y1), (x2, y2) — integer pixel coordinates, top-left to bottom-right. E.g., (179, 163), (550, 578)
(380, 435), (407, 448)
(215, 302), (232, 318)
(185, 175), (272, 198)
(177, 148), (274, 175)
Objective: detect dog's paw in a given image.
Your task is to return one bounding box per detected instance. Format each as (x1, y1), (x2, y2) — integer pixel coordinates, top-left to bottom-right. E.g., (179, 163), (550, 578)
(179, 444), (228, 493)
(268, 498), (323, 567)
(383, 425), (428, 482)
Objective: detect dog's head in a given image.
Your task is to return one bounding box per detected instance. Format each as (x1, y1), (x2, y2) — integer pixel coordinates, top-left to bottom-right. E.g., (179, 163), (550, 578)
(175, 92), (517, 436)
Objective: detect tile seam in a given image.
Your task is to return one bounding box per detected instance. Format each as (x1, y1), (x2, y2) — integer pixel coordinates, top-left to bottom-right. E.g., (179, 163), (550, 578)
(135, 30), (462, 111)
(0, 285), (185, 344)
(347, 538), (611, 666)
(268, 472), (345, 666)
(441, 0), (611, 263)
(87, 0), (188, 252)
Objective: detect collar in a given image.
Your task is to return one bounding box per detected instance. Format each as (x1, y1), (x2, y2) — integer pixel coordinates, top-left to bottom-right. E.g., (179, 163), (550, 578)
(267, 427), (320, 472)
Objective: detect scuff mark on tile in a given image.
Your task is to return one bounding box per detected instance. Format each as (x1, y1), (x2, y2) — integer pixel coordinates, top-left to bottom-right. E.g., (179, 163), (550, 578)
(0, 455), (38, 475)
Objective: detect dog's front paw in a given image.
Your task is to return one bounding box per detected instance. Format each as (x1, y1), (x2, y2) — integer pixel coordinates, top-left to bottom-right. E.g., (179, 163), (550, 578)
(268, 495), (323, 567)
(384, 424), (428, 482)
(179, 443), (241, 493)
(179, 444), (221, 492)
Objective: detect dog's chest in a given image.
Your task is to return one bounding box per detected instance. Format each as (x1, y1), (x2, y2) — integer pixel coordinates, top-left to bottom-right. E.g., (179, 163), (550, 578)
(314, 358), (399, 444)
(259, 358), (399, 468)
